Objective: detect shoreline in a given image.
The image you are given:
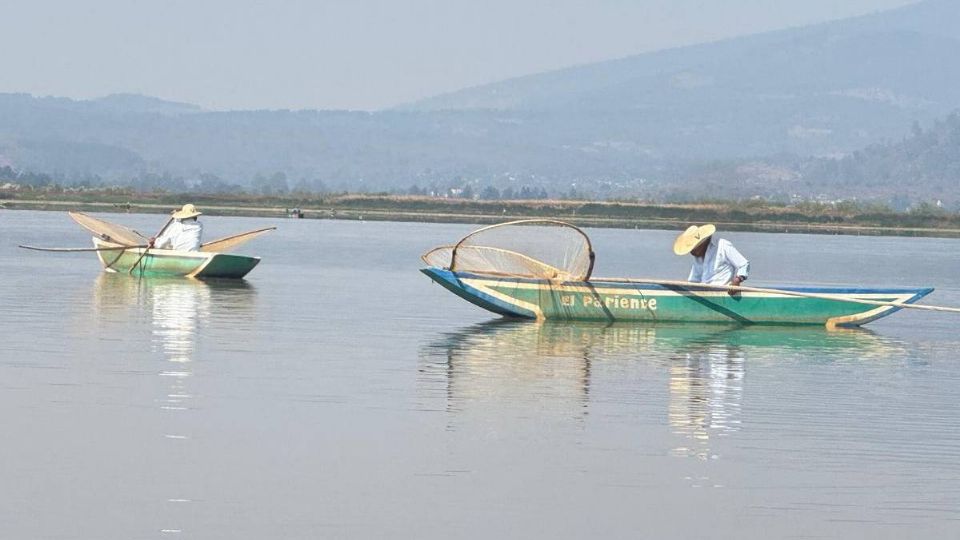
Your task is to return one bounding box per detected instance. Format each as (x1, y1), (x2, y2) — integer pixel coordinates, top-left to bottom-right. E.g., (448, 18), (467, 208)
(4, 197), (960, 239)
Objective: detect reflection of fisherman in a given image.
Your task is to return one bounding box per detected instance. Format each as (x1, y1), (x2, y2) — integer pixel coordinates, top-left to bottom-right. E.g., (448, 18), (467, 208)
(669, 341), (745, 460)
(150, 204), (203, 251)
(150, 279), (209, 364)
(674, 224), (749, 294)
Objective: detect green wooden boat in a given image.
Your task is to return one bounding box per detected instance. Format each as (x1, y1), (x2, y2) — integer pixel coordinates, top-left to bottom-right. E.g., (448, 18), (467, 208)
(93, 238), (260, 279)
(50, 212), (270, 279)
(421, 267), (932, 327)
(421, 220), (934, 328)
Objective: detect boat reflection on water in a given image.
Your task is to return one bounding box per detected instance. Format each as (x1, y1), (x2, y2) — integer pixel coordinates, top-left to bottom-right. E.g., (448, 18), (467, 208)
(91, 274), (257, 413)
(668, 336), (743, 461)
(92, 274), (257, 361)
(419, 321), (601, 419)
(420, 321), (904, 457)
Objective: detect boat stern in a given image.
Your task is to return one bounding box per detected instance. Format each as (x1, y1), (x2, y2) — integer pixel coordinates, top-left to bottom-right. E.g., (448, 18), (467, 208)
(826, 286), (935, 328)
(191, 254), (261, 279)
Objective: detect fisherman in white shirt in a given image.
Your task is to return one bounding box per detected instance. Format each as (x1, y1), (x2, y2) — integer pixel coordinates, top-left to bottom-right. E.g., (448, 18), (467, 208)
(150, 204), (204, 252)
(673, 224), (749, 295)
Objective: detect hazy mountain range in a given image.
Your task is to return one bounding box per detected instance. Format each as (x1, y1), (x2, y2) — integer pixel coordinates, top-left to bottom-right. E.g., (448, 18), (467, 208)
(0, 0), (957, 205)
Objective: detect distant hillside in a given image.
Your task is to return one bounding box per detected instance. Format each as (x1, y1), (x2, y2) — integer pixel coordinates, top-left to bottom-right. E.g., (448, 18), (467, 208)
(0, 92), (200, 117)
(409, 0), (959, 112)
(656, 111), (960, 208)
(803, 112), (960, 204)
(405, 0), (960, 158)
(0, 94), (682, 190)
(0, 0), (957, 204)
(89, 93), (202, 115)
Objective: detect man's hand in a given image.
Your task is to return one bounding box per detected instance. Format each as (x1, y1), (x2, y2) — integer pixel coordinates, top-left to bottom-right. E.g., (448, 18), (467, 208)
(148, 237), (156, 248)
(729, 276), (745, 296)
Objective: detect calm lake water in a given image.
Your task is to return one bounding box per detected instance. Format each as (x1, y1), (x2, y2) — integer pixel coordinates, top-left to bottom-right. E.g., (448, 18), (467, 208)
(2, 209), (960, 539)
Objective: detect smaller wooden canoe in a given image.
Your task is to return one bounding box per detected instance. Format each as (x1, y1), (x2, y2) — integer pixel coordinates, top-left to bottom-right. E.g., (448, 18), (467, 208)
(93, 238), (260, 279)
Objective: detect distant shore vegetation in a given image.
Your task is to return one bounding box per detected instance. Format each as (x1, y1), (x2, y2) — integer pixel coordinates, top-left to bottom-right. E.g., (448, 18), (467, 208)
(2, 180), (958, 238)
(0, 163), (954, 212)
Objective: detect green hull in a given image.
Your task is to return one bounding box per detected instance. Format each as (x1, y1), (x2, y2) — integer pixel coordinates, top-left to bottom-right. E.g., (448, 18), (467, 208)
(94, 239), (260, 279)
(422, 268), (933, 327)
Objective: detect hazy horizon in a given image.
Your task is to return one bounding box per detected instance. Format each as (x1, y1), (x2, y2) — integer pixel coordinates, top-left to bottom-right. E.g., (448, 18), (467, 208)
(1, 0), (919, 111)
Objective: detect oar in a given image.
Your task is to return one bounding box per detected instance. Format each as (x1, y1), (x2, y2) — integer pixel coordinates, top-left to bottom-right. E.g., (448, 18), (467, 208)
(19, 244), (147, 253)
(129, 216), (174, 275)
(593, 276), (960, 315)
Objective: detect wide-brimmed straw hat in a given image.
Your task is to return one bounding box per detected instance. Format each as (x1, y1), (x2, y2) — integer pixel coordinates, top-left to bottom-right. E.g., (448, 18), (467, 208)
(171, 203), (202, 220)
(673, 224), (716, 255)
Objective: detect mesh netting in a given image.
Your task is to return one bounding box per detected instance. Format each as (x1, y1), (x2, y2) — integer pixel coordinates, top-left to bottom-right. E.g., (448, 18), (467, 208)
(422, 220), (594, 281)
(201, 227), (276, 253)
(69, 212), (147, 245)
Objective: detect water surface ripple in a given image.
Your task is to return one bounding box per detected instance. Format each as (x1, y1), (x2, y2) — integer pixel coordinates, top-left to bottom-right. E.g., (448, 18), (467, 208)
(1, 210), (959, 539)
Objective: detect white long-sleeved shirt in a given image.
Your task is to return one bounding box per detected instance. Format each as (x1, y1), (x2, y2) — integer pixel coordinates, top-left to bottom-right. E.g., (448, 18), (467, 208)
(687, 238), (750, 285)
(154, 219), (203, 251)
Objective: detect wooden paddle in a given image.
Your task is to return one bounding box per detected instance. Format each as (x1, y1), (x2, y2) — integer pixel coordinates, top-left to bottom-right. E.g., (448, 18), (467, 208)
(19, 244), (148, 253)
(129, 216), (174, 275)
(594, 276), (960, 315)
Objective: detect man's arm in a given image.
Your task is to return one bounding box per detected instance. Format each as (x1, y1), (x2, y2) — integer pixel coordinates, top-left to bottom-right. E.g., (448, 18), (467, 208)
(152, 222), (178, 249)
(724, 242), (749, 281)
(687, 262), (702, 283)
(723, 241), (749, 294)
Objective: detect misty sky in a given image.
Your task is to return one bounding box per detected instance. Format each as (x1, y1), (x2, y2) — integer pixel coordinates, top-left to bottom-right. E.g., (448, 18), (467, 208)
(1, 0), (919, 111)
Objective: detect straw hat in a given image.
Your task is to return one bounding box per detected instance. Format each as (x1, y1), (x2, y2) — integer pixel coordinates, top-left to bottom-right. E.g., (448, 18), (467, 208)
(171, 203), (202, 220)
(673, 224), (716, 255)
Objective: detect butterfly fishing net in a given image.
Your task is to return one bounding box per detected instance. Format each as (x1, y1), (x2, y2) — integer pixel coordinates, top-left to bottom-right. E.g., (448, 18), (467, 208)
(200, 227), (276, 253)
(422, 220), (595, 281)
(69, 212), (147, 245)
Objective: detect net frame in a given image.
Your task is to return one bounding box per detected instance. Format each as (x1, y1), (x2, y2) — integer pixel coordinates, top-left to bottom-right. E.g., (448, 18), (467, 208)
(422, 219), (596, 281)
(69, 212), (148, 246)
(200, 227), (276, 253)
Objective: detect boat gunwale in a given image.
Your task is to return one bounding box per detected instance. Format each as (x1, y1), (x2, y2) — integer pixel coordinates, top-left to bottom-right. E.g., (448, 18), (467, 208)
(424, 267), (934, 297)
(93, 238), (215, 260)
